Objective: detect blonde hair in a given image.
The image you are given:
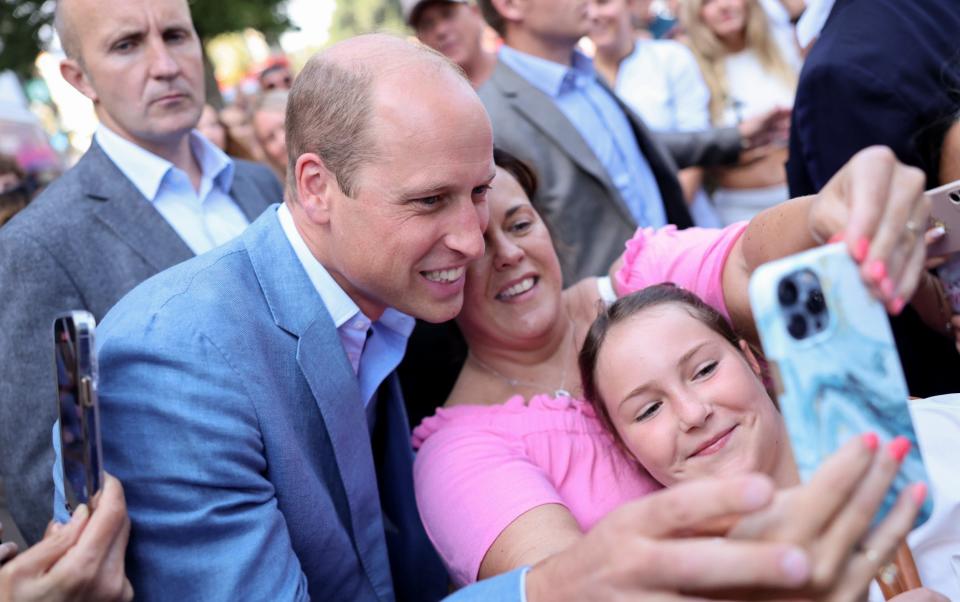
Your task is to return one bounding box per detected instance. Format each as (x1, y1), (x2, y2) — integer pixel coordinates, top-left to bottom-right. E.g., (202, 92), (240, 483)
(680, 0), (796, 124)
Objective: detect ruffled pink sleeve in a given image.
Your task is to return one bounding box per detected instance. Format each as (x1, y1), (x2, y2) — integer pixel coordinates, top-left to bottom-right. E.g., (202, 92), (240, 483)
(614, 222), (748, 318)
(413, 412), (566, 586)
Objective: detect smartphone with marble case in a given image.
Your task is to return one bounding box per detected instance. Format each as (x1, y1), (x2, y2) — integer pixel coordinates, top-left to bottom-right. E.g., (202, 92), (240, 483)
(749, 243), (932, 528)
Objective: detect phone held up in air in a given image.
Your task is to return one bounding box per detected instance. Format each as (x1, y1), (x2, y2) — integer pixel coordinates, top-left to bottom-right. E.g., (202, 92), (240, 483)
(926, 179), (960, 313)
(54, 310), (104, 513)
(749, 244), (933, 528)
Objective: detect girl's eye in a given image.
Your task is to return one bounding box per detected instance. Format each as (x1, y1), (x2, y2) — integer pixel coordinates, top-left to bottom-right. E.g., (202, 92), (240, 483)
(635, 401), (662, 423)
(695, 361), (718, 379)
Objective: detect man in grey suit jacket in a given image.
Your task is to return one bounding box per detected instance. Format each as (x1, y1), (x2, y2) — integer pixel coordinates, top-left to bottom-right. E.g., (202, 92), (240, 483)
(0, 0), (280, 544)
(477, 0), (745, 282)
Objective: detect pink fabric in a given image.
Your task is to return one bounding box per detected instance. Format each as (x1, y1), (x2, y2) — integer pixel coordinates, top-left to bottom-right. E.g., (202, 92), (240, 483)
(412, 223), (748, 585)
(614, 222), (748, 318)
(412, 394), (660, 586)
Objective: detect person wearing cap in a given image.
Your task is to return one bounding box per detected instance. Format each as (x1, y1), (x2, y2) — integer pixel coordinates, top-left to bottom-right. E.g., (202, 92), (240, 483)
(402, 0), (497, 89)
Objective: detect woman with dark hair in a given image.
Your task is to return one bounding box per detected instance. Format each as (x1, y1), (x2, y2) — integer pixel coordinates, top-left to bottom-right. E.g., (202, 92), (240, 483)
(412, 145), (934, 590)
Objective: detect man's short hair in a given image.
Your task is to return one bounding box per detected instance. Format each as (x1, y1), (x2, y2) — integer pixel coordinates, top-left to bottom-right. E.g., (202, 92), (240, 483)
(475, 0), (506, 36)
(285, 35), (467, 198)
(54, 0), (81, 60)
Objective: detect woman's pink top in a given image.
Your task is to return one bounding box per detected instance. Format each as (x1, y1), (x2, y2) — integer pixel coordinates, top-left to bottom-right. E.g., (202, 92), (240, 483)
(412, 222), (748, 585)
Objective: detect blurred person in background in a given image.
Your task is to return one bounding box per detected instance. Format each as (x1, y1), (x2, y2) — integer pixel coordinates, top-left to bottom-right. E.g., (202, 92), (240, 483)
(257, 61), (293, 92)
(0, 155), (33, 227)
(198, 104), (257, 161)
(0, 0), (281, 545)
(787, 0), (960, 398)
(403, 0), (497, 89)
(219, 104), (266, 162)
(252, 90), (288, 181)
(680, 0), (798, 224)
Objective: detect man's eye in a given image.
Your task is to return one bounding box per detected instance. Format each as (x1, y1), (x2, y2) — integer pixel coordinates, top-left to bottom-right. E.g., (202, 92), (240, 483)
(416, 195), (442, 207)
(635, 401), (662, 423)
(113, 40), (136, 52)
(473, 185), (491, 197)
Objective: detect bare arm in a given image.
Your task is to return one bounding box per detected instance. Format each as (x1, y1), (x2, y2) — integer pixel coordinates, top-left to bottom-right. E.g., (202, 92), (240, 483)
(477, 504), (583, 580)
(677, 167), (704, 205)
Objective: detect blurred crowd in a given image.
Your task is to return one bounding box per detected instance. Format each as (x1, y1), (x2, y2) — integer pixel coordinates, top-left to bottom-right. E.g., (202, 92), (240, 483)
(1, 0), (959, 601)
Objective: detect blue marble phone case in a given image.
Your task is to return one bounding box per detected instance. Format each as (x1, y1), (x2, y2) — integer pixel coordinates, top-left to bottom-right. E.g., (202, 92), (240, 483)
(749, 243), (932, 527)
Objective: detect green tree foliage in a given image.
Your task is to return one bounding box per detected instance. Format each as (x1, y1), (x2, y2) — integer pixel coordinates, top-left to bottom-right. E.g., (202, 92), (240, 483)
(328, 0), (407, 45)
(0, 0), (293, 76)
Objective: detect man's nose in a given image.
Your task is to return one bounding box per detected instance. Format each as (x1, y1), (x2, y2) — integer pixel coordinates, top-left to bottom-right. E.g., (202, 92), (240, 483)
(445, 197), (487, 260)
(148, 39), (182, 80)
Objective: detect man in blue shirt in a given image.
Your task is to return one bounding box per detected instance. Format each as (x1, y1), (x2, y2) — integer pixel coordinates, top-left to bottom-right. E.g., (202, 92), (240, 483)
(476, 0), (745, 281)
(0, 0), (279, 544)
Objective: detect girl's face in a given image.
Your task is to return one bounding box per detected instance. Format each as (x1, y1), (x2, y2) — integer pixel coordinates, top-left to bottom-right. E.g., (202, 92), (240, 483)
(456, 167), (565, 348)
(699, 0), (748, 44)
(594, 304), (787, 486)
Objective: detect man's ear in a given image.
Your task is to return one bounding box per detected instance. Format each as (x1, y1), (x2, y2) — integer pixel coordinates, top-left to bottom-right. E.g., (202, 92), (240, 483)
(59, 58), (98, 103)
(294, 152), (338, 225)
(490, 0), (524, 24)
(738, 339), (763, 377)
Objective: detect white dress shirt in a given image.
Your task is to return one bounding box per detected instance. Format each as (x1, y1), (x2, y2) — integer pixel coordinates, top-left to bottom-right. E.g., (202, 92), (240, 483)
(95, 125), (250, 254)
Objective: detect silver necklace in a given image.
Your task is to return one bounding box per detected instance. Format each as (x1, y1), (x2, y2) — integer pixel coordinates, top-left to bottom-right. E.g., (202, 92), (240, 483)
(468, 321), (575, 398)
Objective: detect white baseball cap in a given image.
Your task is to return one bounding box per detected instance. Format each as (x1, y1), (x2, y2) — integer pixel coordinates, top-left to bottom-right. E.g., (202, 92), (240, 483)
(400, 0), (469, 26)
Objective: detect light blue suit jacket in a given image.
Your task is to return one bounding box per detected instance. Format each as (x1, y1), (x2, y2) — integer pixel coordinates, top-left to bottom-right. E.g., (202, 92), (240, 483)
(53, 208), (525, 601)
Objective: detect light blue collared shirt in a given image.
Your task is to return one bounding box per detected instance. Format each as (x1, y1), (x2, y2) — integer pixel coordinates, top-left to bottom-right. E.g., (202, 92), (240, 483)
(277, 204), (414, 422)
(95, 125), (250, 254)
(498, 46), (667, 228)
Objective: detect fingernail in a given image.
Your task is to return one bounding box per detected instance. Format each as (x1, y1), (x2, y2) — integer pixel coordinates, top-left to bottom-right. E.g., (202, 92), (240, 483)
(890, 296), (906, 315)
(888, 436), (911, 462)
(71, 504), (89, 522)
(828, 232), (845, 244)
(929, 226), (946, 239)
(854, 238), (870, 263)
(911, 482), (928, 505)
(780, 547), (811, 584)
(880, 277), (895, 299)
(862, 432), (879, 451)
(868, 260), (888, 282)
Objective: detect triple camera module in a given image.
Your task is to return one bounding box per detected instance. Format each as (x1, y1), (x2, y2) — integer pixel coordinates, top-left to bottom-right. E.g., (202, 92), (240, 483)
(777, 269), (829, 340)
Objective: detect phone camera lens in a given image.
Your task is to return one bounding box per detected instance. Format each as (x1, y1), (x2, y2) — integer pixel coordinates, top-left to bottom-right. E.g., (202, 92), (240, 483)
(806, 289), (826, 314)
(950, 191), (960, 205)
(778, 279), (799, 306)
(788, 314), (808, 339)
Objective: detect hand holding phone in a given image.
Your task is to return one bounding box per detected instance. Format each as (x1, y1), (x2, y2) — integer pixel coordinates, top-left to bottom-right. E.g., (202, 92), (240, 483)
(749, 244), (933, 529)
(53, 311), (103, 514)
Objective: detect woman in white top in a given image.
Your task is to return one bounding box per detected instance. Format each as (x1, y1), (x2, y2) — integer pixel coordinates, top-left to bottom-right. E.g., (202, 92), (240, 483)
(680, 0), (799, 224)
(590, 0), (723, 227)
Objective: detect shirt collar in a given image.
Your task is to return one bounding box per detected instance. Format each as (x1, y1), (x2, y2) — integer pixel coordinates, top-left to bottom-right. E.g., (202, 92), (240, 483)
(498, 45), (597, 98)
(94, 125), (235, 202)
(276, 203), (415, 338)
(796, 0), (836, 48)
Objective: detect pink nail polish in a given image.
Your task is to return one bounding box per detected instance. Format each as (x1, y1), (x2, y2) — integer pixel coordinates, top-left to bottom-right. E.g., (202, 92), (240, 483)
(890, 296), (906, 315)
(912, 483), (928, 505)
(888, 436), (911, 462)
(862, 432), (879, 451)
(868, 260), (888, 282)
(854, 238), (870, 263)
(828, 232), (845, 244)
(880, 278), (895, 298)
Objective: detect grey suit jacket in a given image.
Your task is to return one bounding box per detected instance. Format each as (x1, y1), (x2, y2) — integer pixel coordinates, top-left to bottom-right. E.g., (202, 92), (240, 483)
(479, 59), (739, 282)
(0, 141), (281, 543)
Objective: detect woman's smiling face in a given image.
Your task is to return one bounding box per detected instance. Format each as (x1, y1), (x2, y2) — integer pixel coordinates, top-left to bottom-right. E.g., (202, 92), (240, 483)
(593, 303), (786, 486)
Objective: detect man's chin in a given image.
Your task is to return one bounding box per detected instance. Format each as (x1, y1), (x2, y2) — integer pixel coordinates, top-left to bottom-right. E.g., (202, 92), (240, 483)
(406, 296), (464, 324)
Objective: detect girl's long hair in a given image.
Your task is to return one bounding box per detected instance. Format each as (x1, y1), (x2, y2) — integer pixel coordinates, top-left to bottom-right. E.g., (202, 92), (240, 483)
(680, 0), (797, 124)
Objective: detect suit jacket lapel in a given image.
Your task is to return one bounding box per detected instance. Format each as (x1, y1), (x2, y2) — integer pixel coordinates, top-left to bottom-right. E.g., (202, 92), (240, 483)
(491, 62), (637, 226)
(82, 141), (194, 271)
(243, 210), (393, 600)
